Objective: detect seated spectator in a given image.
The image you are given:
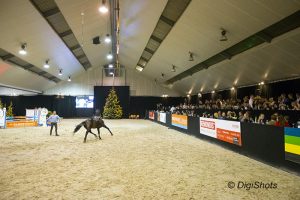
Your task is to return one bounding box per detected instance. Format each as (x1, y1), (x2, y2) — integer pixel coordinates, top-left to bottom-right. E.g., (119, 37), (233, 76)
(275, 115), (289, 127)
(257, 113), (265, 124)
(267, 114), (277, 125)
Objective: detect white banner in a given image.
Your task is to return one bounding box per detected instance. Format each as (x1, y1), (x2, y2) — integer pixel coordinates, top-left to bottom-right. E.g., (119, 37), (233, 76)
(199, 117), (242, 146)
(159, 112), (166, 123)
(0, 108), (6, 128)
(38, 108), (48, 127)
(200, 117), (217, 138)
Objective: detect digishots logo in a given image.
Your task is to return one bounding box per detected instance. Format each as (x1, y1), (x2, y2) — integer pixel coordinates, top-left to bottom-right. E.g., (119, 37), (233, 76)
(227, 181), (277, 190)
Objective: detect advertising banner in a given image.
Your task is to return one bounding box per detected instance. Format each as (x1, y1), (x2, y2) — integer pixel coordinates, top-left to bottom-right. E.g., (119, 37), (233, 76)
(149, 111), (154, 120)
(159, 112), (166, 123)
(38, 108), (48, 127)
(284, 127), (300, 164)
(172, 114), (188, 129)
(200, 117), (242, 146)
(0, 108), (6, 128)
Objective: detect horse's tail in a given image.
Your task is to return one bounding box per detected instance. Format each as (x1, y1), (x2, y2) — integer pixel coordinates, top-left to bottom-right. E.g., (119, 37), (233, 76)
(74, 121), (85, 134)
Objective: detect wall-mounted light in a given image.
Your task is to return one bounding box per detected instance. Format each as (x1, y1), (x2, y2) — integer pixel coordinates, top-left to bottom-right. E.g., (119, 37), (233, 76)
(58, 69), (63, 76)
(187, 94), (191, 97)
(171, 65), (176, 72)
(212, 90), (215, 94)
(104, 34), (111, 43)
(99, 0), (108, 13)
(162, 94), (168, 98)
(220, 28), (228, 41)
(189, 51), (194, 61)
(231, 87), (235, 90)
(68, 76), (71, 82)
(107, 52), (113, 60)
(19, 43), (27, 55)
(44, 59), (50, 68)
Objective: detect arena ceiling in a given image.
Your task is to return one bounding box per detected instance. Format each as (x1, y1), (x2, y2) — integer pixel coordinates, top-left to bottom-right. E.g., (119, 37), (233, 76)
(0, 0), (299, 95)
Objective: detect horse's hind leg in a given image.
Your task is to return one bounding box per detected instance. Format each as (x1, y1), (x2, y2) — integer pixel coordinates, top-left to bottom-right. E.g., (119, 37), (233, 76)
(89, 130), (98, 139)
(103, 124), (113, 136)
(84, 130), (89, 143)
(97, 128), (102, 140)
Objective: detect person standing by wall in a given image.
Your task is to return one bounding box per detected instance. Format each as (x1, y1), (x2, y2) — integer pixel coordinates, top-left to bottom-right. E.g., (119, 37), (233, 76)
(47, 111), (60, 136)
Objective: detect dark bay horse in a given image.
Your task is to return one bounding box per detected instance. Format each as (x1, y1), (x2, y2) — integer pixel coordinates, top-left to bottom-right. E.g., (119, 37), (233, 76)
(73, 117), (113, 143)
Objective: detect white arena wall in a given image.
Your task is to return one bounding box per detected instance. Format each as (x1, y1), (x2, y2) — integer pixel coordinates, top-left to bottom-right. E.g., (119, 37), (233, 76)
(44, 68), (180, 97)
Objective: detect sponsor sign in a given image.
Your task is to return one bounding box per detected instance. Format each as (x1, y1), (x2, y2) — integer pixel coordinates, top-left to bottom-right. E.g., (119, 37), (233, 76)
(200, 117), (242, 146)
(149, 111), (155, 120)
(159, 112), (166, 123)
(172, 114), (188, 129)
(284, 127), (300, 164)
(0, 108), (6, 128)
(38, 108), (48, 127)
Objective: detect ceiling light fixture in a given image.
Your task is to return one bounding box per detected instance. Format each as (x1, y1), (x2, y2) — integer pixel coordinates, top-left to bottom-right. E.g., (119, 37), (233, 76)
(189, 51), (194, 61)
(99, 0), (108, 13)
(104, 34), (111, 43)
(58, 69), (63, 76)
(136, 65), (143, 72)
(44, 59), (50, 68)
(107, 52), (113, 60)
(220, 28), (228, 41)
(68, 76), (71, 82)
(19, 43), (27, 55)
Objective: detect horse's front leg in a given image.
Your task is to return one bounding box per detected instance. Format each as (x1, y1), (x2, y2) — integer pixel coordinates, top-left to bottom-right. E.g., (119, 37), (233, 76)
(97, 128), (102, 140)
(104, 125), (113, 136)
(89, 130), (98, 139)
(84, 130), (89, 143)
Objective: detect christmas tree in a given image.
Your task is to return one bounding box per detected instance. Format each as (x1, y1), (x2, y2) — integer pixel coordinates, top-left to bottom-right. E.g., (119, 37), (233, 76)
(103, 88), (123, 119)
(0, 98), (3, 109)
(6, 101), (13, 117)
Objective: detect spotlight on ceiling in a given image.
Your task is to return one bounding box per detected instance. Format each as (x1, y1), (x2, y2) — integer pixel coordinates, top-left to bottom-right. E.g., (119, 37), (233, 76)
(99, 0), (108, 13)
(19, 43), (27, 55)
(58, 69), (63, 76)
(68, 76), (71, 82)
(136, 65), (143, 72)
(189, 51), (194, 61)
(220, 28), (228, 41)
(171, 65), (176, 72)
(104, 34), (111, 43)
(107, 52), (113, 60)
(108, 64), (113, 68)
(44, 59), (50, 69)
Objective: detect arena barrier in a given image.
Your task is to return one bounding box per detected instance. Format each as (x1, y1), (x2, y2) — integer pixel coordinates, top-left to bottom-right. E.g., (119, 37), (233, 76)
(147, 111), (300, 173)
(5, 108), (48, 128)
(0, 108), (6, 128)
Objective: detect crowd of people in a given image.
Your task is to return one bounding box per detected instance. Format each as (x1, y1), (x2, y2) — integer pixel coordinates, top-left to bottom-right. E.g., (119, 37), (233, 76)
(157, 93), (300, 127)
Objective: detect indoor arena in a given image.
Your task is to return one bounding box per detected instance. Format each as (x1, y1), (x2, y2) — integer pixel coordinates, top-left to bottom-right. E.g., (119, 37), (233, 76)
(0, 0), (300, 199)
